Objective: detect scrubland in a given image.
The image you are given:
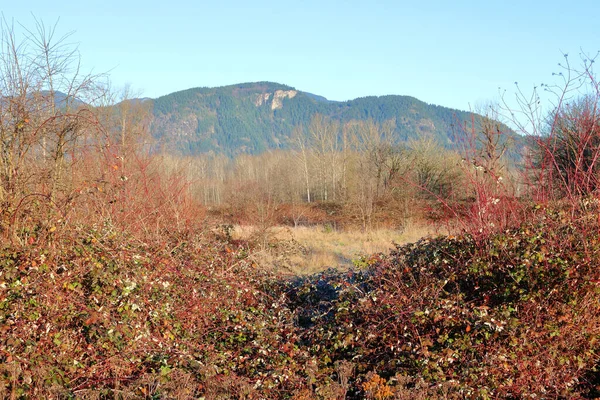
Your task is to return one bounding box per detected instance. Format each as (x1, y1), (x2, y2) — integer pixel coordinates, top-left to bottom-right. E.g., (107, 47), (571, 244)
(1, 22), (600, 399)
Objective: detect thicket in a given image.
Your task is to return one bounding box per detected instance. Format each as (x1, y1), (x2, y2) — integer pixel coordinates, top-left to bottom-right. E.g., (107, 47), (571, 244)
(167, 120), (471, 233)
(1, 18), (599, 399)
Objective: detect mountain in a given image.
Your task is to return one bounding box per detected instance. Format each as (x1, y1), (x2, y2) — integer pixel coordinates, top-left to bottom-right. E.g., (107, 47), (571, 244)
(149, 81), (514, 156)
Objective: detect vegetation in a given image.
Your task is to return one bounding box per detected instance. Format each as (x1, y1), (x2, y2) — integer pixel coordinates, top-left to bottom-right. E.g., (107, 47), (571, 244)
(228, 223), (435, 275)
(1, 18), (599, 399)
(151, 81), (521, 156)
(163, 118), (472, 236)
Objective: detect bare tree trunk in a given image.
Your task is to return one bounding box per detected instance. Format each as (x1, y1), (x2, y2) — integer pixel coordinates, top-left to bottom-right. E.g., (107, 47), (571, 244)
(292, 125), (312, 203)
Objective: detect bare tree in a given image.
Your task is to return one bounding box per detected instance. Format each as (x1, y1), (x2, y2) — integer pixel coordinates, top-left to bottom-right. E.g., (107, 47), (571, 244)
(308, 114), (340, 201)
(0, 17), (105, 238)
(25, 18), (105, 200)
(346, 119), (405, 230)
(291, 124), (312, 202)
(500, 50), (600, 203)
(408, 134), (461, 201)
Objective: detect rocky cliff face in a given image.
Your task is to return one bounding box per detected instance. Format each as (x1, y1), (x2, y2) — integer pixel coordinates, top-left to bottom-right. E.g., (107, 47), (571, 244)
(254, 90), (297, 109)
(254, 93), (271, 106)
(271, 90), (297, 110)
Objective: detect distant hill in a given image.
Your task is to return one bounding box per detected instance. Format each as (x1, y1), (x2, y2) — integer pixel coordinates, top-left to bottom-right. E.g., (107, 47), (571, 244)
(149, 81), (517, 156)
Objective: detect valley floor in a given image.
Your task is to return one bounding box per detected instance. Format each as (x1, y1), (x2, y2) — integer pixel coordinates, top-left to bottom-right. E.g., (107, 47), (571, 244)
(230, 223), (437, 274)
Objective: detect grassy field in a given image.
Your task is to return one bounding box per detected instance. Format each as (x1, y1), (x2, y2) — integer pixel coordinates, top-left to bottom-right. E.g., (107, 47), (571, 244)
(231, 222), (437, 274)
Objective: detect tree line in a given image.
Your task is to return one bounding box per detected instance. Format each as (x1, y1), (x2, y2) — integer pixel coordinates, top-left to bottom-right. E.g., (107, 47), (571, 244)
(161, 114), (486, 231)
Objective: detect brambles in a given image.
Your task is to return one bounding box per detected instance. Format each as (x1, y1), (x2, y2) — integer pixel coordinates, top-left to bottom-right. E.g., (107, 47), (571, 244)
(0, 226), (297, 397)
(272, 206), (600, 398)
(2, 17), (600, 398)
(5, 201), (599, 398)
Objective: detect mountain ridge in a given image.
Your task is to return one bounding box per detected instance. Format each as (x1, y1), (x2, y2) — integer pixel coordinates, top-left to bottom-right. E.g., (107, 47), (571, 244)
(142, 81), (514, 155)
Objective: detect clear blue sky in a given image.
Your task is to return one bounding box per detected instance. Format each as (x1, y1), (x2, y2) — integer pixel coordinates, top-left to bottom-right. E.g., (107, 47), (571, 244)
(3, 0), (599, 112)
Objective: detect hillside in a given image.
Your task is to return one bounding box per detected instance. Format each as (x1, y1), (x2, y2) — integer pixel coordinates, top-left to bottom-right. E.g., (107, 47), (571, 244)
(150, 82), (503, 155)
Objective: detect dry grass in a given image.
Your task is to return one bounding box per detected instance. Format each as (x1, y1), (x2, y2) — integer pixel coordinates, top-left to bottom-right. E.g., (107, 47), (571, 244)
(232, 221), (436, 274)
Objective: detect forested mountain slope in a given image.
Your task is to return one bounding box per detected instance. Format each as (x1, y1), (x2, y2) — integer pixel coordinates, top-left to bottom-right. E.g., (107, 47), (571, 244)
(150, 81), (511, 155)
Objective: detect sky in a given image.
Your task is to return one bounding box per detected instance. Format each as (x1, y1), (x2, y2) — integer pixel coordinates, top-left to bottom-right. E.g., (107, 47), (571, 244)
(2, 0), (599, 114)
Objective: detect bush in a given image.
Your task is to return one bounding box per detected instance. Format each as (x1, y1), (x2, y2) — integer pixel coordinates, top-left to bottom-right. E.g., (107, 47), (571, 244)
(539, 95), (600, 198)
(272, 204), (600, 398)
